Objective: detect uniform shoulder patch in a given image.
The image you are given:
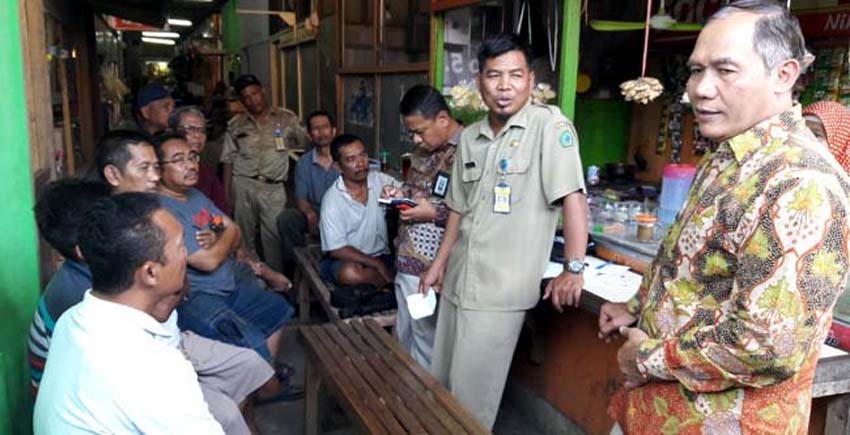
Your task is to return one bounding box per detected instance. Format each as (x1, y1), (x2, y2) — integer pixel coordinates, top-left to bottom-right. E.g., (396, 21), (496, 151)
(559, 129), (575, 148)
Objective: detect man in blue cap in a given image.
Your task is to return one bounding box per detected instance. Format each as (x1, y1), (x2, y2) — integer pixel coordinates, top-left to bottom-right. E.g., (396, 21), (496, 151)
(127, 83), (176, 136)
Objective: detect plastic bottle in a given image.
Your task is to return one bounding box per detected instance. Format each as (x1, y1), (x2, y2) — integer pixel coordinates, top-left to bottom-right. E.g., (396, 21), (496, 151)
(658, 163), (696, 226)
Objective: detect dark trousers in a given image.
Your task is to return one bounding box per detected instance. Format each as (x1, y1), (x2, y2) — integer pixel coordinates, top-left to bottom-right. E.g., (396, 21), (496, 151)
(276, 208), (308, 277)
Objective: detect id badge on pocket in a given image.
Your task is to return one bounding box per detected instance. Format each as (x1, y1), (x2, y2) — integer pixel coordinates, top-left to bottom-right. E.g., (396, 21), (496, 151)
(433, 171), (450, 198)
(493, 181), (511, 214)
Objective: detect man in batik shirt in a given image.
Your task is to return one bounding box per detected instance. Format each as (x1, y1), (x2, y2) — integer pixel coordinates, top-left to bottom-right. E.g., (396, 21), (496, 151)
(382, 85), (461, 368)
(599, 2), (850, 433)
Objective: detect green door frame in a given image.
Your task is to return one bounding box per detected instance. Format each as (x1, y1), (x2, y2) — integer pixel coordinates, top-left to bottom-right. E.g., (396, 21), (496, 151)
(0, 0), (41, 433)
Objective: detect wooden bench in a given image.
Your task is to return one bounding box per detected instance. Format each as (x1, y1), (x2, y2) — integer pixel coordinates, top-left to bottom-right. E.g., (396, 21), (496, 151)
(293, 245), (396, 327)
(300, 319), (490, 434)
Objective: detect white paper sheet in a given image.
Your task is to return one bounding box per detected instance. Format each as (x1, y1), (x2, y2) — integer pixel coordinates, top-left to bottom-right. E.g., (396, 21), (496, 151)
(544, 255), (641, 303)
(820, 342), (848, 359)
(406, 288), (437, 320)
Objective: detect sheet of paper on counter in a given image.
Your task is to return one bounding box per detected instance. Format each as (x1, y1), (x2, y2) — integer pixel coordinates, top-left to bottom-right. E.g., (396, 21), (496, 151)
(544, 256), (641, 303)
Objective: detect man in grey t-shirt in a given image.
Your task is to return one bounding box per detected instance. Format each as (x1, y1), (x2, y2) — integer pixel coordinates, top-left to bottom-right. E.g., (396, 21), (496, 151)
(319, 134), (400, 287)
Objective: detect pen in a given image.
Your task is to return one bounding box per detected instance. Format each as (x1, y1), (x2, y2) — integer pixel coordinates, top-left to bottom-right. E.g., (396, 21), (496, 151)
(596, 261), (610, 270)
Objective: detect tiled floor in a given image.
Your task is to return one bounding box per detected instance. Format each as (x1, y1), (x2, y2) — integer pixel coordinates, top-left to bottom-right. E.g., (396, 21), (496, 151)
(253, 326), (548, 435)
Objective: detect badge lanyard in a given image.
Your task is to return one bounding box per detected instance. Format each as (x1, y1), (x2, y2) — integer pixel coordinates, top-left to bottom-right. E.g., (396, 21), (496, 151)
(493, 158), (511, 214)
(274, 122), (286, 151)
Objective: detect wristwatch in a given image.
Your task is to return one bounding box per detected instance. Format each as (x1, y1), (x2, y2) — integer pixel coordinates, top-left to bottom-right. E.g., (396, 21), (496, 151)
(566, 258), (585, 274)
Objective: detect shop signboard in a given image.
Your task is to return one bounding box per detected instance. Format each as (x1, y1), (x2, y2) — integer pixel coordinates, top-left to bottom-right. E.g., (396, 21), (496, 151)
(798, 6), (850, 38)
(104, 15), (157, 32)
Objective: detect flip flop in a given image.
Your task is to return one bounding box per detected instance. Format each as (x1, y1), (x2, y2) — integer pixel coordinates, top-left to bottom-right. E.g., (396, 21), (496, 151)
(274, 361), (296, 384)
(254, 383), (305, 405)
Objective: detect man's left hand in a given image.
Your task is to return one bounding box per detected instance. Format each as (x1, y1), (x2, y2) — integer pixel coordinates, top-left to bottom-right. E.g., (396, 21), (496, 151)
(617, 326), (650, 390)
(543, 271), (583, 312)
(399, 198), (437, 222)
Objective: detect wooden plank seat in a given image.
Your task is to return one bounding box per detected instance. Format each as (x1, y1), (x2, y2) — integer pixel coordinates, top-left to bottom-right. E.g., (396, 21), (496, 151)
(294, 245), (396, 327)
(299, 319), (490, 434)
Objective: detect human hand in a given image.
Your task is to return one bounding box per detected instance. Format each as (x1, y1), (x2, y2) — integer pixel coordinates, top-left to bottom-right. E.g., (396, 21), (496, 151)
(543, 271), (583, 312)
(399, 198), (437, 222)
(617, 326), (650, 389)
(305, 210), (319, 233)
(598, 302), (638, 343)
(381, 185), (404, 199)
(255, 262), (293, 293)
(419, 263), (445, 295)
(371, 259), (393, 284)
(196, 229), (219, 249)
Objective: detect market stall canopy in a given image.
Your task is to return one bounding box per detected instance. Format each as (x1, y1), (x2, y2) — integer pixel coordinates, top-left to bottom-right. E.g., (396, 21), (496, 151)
(84, 0), (227, 29)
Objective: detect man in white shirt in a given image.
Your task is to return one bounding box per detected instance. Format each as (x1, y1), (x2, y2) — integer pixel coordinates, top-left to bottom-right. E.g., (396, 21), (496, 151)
(34, 193), (224, 434)
(319, 134), (400, 288)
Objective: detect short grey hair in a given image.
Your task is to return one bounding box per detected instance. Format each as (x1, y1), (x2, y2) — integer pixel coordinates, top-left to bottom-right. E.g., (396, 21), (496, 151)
(710, 0), (810, 73)
(168, 106), (206, 130)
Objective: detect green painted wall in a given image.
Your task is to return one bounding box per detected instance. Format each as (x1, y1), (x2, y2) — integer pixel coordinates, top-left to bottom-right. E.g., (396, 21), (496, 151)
(557, 0), (582, 120)
(222, 0), (241, 55)
(0, 1), (40, 434)
(574, 99), (631, 170)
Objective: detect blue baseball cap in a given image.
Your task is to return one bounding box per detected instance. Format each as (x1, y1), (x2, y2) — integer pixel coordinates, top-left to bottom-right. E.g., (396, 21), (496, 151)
(136, 84), (171, 109)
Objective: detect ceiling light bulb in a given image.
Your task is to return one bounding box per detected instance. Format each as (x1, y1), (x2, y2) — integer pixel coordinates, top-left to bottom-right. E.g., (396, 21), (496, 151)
(142, 31), (180, 38)
(167, 18), (193, 27)
(142, 37), (176, 46)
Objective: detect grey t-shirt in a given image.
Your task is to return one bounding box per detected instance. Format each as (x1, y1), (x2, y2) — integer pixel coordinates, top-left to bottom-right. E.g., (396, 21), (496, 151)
(159, 189), (236, 296)
(319, 171), (400, 256)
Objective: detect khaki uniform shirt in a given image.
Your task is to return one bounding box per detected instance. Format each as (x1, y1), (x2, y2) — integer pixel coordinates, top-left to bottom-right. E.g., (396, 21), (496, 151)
(220, 108), (309, 181)
(443, 102), (585, 311)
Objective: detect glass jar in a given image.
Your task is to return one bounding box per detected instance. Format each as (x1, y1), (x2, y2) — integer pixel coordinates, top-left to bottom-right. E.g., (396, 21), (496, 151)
(635, 213), (658, 243)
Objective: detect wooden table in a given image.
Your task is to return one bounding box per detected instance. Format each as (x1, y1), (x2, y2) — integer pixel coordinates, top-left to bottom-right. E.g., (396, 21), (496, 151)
(299, 319), (489, 434)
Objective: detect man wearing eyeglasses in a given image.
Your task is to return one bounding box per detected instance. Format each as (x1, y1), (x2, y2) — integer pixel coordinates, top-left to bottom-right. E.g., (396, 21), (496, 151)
(154, 132), (295, 365)
(170, 106), (231, 215)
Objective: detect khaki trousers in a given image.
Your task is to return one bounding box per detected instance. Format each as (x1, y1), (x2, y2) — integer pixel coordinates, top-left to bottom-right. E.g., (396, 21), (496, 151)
(429, 297), (526, 430)
(394, 272), (437, 369)
(180, 331), (274, 435)
(232, 175), (286, 271)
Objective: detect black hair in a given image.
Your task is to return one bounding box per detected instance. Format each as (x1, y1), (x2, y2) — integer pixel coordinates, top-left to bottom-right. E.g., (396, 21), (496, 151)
(34, 178), (111, 261)
(94, 130), (153, 183)
(330, 133), (364, 162)
(78, 193), (167, 295)
(399, 85), (451, 119)
(307, 110), (335, 129)
(150, 132), (187, 163)
(477, 32), (532, 72)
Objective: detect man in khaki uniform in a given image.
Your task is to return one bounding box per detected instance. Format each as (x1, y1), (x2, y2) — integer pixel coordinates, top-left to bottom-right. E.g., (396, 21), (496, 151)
(420, 33), (588, 430)
(221, 74), (309, 271)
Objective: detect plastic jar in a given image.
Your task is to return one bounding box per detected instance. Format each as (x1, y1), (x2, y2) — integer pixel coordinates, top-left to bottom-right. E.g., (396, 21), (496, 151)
(635, 213), (658, 243)
(658, 164), (696, 226)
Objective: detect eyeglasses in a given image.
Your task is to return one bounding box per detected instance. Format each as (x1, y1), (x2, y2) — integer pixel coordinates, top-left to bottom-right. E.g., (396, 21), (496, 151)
(178, 125), (207, 135)
(161, 152), (200, 166)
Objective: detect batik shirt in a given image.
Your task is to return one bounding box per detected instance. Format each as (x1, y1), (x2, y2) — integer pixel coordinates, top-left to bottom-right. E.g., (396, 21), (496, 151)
(610, 106), (850, 434)
(395, 129), (460, 276)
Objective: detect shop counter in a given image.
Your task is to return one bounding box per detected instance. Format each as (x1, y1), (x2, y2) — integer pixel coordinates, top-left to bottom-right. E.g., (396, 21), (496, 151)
(508, 232), (850, 434)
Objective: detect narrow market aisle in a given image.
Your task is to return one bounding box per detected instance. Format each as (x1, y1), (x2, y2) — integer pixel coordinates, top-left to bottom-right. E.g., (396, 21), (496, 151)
(254, 326), (551, 435)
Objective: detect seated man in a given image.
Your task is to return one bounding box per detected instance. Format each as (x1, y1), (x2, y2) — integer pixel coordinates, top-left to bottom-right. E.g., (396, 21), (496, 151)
(153, 133), (294, 363)
(319, 133), (400, 287)
(27, 178), (274, 435)
(34, 193), (224, 433)
(92, 129), (161, 193)
(277, 110), (340, 276)
(170, 105), (231, 215)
